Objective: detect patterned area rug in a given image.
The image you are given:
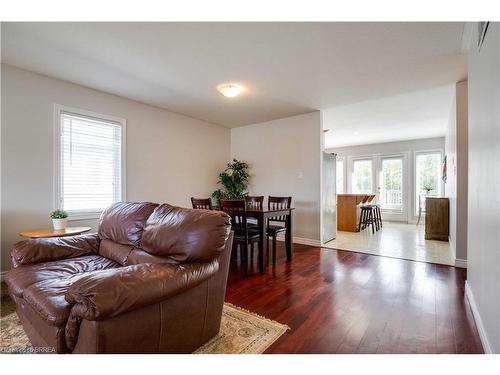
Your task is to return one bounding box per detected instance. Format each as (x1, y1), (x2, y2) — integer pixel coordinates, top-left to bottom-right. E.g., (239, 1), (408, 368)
(194, 303), (289, 354)
(0, 295), (289, 354)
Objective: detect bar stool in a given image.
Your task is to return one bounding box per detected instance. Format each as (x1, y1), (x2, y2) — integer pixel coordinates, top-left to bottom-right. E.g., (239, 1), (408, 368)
(366, 195), (383, 231)
(357, 195), (371, 232)
(359, 205), (376, 234)
(357, 195), (382, 234)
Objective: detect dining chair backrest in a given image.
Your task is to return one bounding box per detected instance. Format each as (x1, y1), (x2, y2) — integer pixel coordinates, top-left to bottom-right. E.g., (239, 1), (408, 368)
(219, 199), (247, 231)
(191, 197), (213, 210)
(367, 195), (376, 204)
(268, 196), (292, 222)
(244, 195), (264, 209)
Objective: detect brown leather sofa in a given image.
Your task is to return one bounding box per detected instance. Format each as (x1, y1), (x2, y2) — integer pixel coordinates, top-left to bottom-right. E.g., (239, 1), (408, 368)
(5, 202), (233, 353)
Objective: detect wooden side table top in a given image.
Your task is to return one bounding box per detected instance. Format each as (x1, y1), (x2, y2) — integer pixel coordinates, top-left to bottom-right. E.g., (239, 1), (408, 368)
(19, 227), (92, 239)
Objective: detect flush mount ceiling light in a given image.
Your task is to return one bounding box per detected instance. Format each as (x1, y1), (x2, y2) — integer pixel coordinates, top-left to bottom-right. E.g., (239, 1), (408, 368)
(217, 83), (244, 98)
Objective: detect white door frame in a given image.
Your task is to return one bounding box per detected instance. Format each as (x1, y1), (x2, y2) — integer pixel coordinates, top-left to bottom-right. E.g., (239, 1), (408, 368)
(347, 152), (410, 222)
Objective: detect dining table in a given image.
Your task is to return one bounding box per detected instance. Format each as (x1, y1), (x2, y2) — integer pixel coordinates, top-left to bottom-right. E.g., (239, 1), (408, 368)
(246, 207), (295, 273)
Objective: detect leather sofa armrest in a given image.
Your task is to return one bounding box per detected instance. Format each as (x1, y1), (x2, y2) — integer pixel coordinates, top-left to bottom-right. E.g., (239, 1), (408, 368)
(11, 233), (100, 267)
(65, 260), (219, 321)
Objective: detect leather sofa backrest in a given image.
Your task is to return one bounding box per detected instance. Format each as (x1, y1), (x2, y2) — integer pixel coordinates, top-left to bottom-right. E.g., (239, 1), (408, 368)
(98, 202), (158, 246)
(140, 204), (231, 263)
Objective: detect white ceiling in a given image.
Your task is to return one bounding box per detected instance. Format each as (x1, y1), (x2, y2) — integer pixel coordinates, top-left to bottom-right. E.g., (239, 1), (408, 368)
(323, 85), (456, 149)
(1, 22), (466, 130)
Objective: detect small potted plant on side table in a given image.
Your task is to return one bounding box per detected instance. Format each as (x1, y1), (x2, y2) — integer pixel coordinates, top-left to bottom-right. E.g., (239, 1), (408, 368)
(50, 209), (68, 230)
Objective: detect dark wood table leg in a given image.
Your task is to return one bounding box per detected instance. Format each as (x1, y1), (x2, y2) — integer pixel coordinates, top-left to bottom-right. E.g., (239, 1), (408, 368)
(285, 210), (293, 261)
(258, 213), (267, 273)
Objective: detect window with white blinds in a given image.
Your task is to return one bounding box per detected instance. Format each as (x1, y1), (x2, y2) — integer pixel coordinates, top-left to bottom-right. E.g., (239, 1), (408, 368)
(56, 108), (124, 215)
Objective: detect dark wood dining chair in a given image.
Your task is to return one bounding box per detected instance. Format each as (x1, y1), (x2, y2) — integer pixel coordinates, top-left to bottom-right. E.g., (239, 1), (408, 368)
(244, 195), (264, 209)
(267, 196), (292, 264)
(219, 199), (260, 273)
(244, 195), (264, 228)
(191, 197), (213, 210)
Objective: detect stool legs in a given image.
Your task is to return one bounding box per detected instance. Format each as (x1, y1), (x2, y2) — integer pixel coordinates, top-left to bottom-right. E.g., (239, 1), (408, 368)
(377, 206), (383, 228)
(359, 206), (382, 234)
(369, 209), (375, 234)
(357, 208), (364, 232)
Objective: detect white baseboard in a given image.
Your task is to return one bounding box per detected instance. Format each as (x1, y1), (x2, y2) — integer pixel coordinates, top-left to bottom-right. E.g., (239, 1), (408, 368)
(455, 258), (467, 268)
(276, 235), (321, 247)
(292, 237), (322, 247)
(465, 281), (493, 354)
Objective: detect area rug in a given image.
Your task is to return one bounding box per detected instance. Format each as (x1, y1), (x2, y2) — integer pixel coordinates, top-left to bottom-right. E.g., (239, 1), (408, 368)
(194, 303), (289, 354)
(0, 296), (289, 354)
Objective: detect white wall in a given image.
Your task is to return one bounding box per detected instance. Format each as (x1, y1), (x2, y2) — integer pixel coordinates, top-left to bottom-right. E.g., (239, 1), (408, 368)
(445, 94), (457, 257)
(231, 112), (322, 243)
(327, 137), (445, 222)
(445, 81), (468, 263)
(466, 22), (500, 354)
(1, 64), (231, 272)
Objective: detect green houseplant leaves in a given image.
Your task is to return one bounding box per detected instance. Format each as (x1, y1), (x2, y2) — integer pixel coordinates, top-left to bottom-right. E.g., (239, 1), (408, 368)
(212, 159), (250, 200)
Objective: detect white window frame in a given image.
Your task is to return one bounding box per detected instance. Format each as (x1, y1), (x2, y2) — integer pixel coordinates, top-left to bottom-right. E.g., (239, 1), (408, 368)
(53, 104), (126, 220)
(412, 149), (444, 218)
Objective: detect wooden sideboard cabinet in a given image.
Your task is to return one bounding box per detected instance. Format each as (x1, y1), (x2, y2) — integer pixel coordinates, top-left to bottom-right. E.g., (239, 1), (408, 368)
(425, 197), (449, 241)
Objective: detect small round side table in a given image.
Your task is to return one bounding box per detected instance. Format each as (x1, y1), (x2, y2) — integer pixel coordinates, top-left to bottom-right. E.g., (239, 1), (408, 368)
(19, 227), (92, 239)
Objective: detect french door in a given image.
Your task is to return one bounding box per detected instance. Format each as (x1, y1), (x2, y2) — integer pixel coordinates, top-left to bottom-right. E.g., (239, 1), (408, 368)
(349, 153), (408, 221)
(378, 155), (407, 221)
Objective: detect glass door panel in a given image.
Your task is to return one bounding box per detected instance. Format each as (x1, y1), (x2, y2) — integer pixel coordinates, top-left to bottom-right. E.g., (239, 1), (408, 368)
(352, 159), (373, 194)
(379, 157), (403, 212)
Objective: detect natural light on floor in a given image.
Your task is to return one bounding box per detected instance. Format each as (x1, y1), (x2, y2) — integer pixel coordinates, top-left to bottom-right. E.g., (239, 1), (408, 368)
(323, 222), (454, 266)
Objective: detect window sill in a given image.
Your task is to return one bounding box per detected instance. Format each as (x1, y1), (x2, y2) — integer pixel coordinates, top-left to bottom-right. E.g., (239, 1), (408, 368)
(67, 212), (102, 221)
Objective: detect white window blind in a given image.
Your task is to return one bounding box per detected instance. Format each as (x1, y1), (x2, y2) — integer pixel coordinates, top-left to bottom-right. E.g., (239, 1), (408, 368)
(58, 111), (123, 213)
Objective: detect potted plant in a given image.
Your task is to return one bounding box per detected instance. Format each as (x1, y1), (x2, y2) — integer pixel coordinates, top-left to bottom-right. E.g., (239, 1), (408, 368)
(212, 159), (250, 203)
(50, 209), (68, 230)
(423, 184), (433, 194)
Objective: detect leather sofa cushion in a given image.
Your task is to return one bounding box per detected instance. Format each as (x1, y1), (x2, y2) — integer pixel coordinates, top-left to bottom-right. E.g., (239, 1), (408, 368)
(23, 275), (88, 327)
(125, 248), (177, 266)
(99, 240), (134, 265)
(5, 255), (120, 298)
(12, 294), (69, 353)
(140, 204), (231, 263)
(98, 202), (158, 246)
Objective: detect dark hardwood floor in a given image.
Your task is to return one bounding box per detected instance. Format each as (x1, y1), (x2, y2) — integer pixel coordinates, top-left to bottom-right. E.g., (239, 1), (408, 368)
(226, 242), (484, 354)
